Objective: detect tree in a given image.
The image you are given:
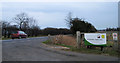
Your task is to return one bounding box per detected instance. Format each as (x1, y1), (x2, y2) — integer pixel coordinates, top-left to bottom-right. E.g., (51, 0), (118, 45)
(13, 12), (39, 37)
(27, 17), (37, 28)
(65, 12), (97, 34)
(70, 18), (97, 34)
(42, 27), (71, 35)
(13, 13), (28, 30)
(31, 25), (41, 36)
(2, 21), (10, 38)
(2, 21), (19, 38)
(13, 12), (36, 30)
(65, 12), (73, 28)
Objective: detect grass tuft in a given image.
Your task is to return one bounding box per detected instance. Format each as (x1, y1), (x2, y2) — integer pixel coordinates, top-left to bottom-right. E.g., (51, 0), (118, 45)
(42, 40), (51, 44)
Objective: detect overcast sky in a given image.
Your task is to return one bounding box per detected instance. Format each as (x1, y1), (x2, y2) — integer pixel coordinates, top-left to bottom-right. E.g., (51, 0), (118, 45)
(1, 2), (118, 29)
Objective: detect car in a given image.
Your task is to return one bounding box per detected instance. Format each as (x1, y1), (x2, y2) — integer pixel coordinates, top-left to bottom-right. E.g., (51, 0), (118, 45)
(11, 31), (27, 39)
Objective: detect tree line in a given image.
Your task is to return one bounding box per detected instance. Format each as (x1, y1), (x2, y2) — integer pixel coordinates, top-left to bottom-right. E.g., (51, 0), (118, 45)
(3, 12), (116, 38)
(1, 13), (72, 38)
(2, 22), (72, 38)
(98, 28), (120, 31)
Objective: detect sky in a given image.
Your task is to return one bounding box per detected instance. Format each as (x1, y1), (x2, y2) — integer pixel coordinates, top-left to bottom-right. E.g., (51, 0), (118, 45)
(1, 1), (118, 30)
(0, 0), (119, 2)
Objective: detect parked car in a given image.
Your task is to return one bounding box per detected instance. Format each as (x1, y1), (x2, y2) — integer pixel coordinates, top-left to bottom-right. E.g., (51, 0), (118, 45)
(11, 31), (27, 39)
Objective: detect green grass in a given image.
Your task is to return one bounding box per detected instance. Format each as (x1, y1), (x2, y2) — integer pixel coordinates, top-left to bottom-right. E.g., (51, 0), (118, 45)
(69, 47), (118, 57)
(55, 43), (73, 48)
(2, 38), (11, 40)
(42, 40), (51, 44)
(28, 35), (47, 38)
(62, 45), (118, 57)
(43, 40), (118, 57)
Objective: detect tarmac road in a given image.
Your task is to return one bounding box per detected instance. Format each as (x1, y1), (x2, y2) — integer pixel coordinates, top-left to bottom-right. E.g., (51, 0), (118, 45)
(2, 37), (118, 61)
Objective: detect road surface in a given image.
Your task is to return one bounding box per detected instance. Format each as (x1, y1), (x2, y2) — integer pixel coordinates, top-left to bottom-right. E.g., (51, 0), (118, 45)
(2, 37), (118, 61)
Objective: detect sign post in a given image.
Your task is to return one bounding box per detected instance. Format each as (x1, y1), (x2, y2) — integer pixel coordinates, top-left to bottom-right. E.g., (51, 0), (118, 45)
(112, 33), (118, 50)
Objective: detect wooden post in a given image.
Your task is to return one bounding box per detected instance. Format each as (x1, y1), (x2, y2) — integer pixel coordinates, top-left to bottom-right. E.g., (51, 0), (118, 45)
(113, 40), (118, 51)
(101, 46), (104, 51)
(48, 34), (52, 44)
(76, 31), (81, 48)
(118, 31), (120, 52)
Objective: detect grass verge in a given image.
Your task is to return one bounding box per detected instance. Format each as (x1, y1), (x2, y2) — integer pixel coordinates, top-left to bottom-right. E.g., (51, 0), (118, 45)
(42, 40), (51, 44)
(42, 40), (118, 57)
(2, 38), (11, 40)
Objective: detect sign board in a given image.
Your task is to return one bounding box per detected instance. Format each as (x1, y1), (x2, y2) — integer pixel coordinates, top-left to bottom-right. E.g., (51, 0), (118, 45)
(112, 33), (117, 40)
(84, 33), (106, 46)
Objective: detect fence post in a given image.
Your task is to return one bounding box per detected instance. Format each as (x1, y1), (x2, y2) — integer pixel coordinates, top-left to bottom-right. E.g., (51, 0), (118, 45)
(113, 41), (118, 51)
(76, 31), (81, 48)
(48, 34), (52, 44)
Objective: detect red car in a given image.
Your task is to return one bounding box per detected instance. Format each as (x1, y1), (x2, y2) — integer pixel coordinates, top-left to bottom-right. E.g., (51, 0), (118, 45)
(11, 31), (27, 39)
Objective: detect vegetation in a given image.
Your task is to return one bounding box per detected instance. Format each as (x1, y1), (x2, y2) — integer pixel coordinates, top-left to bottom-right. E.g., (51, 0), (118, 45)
(2, 37), (11, 40)
(2, 12), (40, 38)
(1, 12), (72, 39)
(98, 27), (120, 31)
(42, 40), (51, 44)
(65, 12), (97, 34)
(68, 47), (118, 57)
(43, 27), (72, 35)
(2, 12), (118, 39)
(70, 18), (97, 34)
(43, 40), (118, 57)
(13, 13), (37, 30)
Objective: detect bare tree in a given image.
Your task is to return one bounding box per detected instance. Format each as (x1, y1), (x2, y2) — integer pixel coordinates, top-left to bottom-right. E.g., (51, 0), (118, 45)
(13, 13), (37, 31)
(27, 17), (36, 28)
(13, 13), (30, 30)
(65, 12), (73, 28)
